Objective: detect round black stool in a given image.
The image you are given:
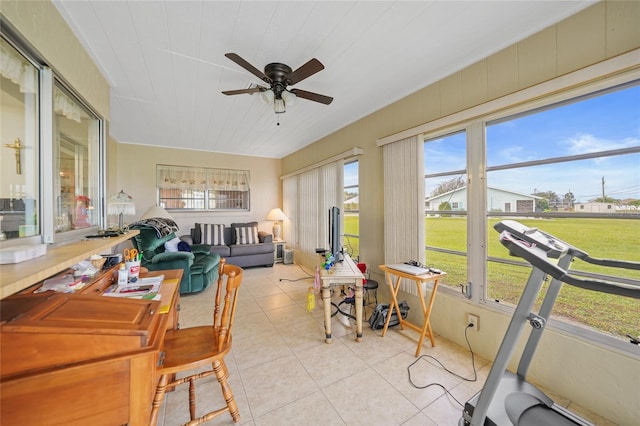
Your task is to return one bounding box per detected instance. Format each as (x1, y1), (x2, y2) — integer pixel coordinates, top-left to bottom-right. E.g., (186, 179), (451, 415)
(364, 278), (378, 306)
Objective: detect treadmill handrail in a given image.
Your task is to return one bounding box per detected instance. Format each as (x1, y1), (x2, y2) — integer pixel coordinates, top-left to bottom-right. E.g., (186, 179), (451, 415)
(495, 220), (640, 271)
(582, 255), (640, 270)
(500, 231), (640, 299)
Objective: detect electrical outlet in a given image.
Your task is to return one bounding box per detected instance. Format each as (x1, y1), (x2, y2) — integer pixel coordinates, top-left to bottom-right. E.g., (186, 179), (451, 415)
(468, 313), (479, 331)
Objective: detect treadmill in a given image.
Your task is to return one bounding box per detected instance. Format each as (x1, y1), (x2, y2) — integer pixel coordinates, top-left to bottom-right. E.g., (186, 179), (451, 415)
(460, 220), (640, 426)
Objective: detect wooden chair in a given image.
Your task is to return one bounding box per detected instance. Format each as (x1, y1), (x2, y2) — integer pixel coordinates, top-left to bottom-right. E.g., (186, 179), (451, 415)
(150, 259), (242, 425)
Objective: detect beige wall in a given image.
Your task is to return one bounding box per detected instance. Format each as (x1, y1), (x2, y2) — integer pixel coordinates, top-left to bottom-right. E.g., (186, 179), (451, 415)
(113, 143), (281, 236)
(282, 2), (640, 424)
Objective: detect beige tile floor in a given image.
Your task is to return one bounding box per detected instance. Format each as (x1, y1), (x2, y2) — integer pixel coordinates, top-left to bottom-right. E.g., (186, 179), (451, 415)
(157, 263), (614, 426)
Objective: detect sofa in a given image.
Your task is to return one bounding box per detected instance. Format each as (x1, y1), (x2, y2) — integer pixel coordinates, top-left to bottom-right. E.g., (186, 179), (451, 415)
(182, 222), (275, 268)
(130, 224), (221, 295)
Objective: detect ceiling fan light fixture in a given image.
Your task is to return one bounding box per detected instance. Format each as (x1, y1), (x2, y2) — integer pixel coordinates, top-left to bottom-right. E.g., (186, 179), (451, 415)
(281, 90), (296, 107)
(274, 98), (286, 114)
(260, 89), (274, 105)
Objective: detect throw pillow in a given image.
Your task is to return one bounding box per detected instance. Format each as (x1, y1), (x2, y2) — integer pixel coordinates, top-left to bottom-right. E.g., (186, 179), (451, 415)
(177, 241), (192, 252)
(164, 237), (181, 252)
(199, 223), (226, 246)
(230, 221), (259, 245)
(235, 226), (259, 245)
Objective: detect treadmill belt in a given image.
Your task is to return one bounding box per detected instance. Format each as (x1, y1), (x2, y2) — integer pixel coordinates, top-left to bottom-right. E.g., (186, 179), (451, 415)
(506, 393), (580, 426)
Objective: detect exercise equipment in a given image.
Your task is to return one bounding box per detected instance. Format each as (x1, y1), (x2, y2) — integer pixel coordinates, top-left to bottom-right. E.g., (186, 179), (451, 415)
(460, 220), (640, 426)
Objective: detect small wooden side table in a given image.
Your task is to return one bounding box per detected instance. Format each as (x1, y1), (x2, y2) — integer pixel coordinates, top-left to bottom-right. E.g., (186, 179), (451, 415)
(320, 254), (365, 343)
(379, 265), (446, 356)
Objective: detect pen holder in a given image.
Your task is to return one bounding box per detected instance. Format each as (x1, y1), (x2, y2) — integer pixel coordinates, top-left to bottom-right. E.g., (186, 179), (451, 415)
(125, 260), (141, 281)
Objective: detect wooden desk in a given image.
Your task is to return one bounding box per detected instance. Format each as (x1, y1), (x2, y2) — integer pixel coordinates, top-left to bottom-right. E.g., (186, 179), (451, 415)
(0, 269), (182, 426)
(320, 254), (365, 343)
(379, 265), (445, 356)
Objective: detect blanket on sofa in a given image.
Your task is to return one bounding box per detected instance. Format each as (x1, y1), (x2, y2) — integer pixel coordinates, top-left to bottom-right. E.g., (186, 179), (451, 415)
(130, 217), (179, 238)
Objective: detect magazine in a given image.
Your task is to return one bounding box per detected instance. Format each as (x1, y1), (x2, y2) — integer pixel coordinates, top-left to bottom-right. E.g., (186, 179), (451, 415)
(103, 275), (164, 299)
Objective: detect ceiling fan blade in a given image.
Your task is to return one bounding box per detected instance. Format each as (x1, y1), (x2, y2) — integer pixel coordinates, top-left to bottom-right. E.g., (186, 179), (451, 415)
(286, 58), (324, 86)
(222, 87), (263, 96)
(290, 89), (333, 105)
(225, 53), (271, 84)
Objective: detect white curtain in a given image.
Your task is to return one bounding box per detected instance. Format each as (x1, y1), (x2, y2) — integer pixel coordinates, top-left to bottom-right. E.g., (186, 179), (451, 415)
(282, 176), (297, 246)
(157, 165), (249, 191)
(53, 87), (85, 123)
(283, 159), (343, 264)
(0, 42), (36, 94)
(296, 169), (320, 256)
(207, 168), (249, 191)
(157, 165), (208, 190)
(383, 135), (425, 295)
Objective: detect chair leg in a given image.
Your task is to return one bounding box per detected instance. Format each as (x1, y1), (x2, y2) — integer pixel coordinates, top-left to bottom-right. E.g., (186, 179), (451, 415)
(214, 359), (240, 423)
(188, 377), (197, 420)
(150, 374), (169, 426)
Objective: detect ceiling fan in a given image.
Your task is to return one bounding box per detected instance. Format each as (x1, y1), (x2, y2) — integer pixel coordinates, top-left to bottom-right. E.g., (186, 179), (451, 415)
(222, 53), (333, 117)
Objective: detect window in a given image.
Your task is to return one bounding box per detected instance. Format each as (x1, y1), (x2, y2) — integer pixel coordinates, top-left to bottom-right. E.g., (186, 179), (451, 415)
(486, 82), (639, 340)
(0, 37), (40, 240)
(157, 165), (250, 211)
(417, 75), (639, 345)
(53, 83), (101, 235)
(1, 33), (105, 245)
(343, 160), (359, 259)
(424, 131), (468, 289)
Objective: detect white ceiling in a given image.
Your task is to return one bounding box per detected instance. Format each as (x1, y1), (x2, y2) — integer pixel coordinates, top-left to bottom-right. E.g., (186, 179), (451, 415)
(53, 1), (594, 159)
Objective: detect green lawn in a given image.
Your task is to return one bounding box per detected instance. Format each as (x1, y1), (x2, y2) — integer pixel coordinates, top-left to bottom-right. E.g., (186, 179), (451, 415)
(343, 214), (360, 259)
(346, 215), (640, 338)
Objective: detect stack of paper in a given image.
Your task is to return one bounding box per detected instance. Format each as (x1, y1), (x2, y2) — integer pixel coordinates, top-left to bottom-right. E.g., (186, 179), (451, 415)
(104, 275), (164, 300)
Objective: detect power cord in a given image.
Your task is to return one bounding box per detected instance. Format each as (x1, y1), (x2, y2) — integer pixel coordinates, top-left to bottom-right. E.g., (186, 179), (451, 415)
(407, 323), (477, 407)
(278, 264), (314, 282)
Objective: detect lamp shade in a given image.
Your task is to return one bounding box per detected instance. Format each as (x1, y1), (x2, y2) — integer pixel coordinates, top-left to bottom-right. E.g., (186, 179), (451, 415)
(274, 98), (285, 114)
(281, 90), (296, 107)
(266, 208), (288, 221)
(141, 205), (174, 221)
(107, 190), (135, 216)
(260, 89), (275, 105)
(107, 190), (135, 231)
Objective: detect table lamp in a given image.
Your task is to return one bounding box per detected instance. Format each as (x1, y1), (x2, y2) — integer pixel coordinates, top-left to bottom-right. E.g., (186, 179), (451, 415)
(266, 208), (288, 241)
(107, 190), (135, 232)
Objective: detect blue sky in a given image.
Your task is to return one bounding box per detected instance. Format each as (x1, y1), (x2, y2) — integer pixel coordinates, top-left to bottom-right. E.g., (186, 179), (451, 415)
(424, 84), (640, 203)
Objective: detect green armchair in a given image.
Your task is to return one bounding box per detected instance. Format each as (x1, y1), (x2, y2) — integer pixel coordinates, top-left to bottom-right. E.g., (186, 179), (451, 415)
(131, 226), (220, 294)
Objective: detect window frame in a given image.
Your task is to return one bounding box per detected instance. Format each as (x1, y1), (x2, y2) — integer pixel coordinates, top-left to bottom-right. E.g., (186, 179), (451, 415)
(50, 80), (104, 239)
(343, 159), (359, 259)
(156, 165), (251, 212)
(420, 71), (640, 354)
(0, 35), (40, 242)
(423, 130), (469, 292)
(1, 27), (106, 246)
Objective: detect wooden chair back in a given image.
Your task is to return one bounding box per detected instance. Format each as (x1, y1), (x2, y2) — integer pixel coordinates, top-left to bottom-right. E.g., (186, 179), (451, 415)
(213, 260), (243, 351)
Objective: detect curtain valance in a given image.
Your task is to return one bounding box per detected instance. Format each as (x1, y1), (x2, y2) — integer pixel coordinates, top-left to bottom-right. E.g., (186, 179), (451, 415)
(54, 86), (85, 123)
(157, 165), (249, 191)
(0, 42), (36, 94)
